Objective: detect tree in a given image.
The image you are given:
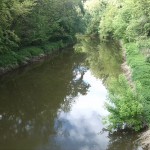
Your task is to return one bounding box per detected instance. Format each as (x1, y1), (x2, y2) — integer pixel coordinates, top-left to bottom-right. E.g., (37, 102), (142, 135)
(0, 0), (35, 53)
(106, 75), (144, 131)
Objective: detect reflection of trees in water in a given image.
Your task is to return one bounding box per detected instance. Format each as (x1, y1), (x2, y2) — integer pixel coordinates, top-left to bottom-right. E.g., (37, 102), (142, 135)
(106, 132), (139, 150)
(70, 65), (90, 96)
(0, 51), (90, 149)
(60, 65), (90, 112)
(75, 37), (122, 85)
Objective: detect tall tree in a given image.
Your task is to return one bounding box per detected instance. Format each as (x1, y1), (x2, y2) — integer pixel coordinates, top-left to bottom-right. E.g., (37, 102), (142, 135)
(0, 0), (35, 53)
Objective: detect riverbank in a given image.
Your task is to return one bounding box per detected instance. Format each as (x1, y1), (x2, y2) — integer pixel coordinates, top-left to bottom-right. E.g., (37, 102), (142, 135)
(137, 130), (150, 149)
(120, 41), (134, 88)
(0, 41), (72, 76)
(121, 41), (150, 148)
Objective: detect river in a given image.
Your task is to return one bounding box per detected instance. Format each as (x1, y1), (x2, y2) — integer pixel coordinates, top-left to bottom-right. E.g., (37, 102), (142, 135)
(0, 39), (142, 150)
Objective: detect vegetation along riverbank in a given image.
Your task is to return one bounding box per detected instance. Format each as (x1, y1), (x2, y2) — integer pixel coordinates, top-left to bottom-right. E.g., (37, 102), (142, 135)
(0, 0), (85, 75)
(0, 41), (73, 75)
(1, 0), (150, 148)
(83, 0), (150, 147)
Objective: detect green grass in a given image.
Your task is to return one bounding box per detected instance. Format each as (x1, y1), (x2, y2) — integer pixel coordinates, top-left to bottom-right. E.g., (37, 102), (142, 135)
(125, 42), (150, 122)
(0, 51), (18, 67)
(26, 47), (44, 56)
(0, 41), (70, 68)
(42, 43), (59, 53)
(105, 41), (150, 131)
(106, 74), (144, 131)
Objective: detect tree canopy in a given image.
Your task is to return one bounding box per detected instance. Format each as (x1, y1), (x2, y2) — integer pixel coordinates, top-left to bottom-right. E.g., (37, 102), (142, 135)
(83, 0), (150, 131)
(0, 0), (85, 54)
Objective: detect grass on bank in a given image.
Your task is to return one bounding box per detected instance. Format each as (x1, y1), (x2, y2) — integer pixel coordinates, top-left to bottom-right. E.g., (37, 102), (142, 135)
(125, 42), (150, 123)
(105, 40), (150, 131)
(0, 41), (69, 68)
(106, 74), (144, 131)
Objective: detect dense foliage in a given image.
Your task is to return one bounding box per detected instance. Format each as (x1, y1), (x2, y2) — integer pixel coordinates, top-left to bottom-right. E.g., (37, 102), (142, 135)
(85, 0), (150, 43)
(0, 0), (85, 54)
(75, 35), (122, 83)
(83, 0), (150, 131)
(125, 43), (150, 123)
(0, 0), (35, 53)
(1, 0), (150, 131)
(106, 75), (144, 131)
(0, 0), (86, 70)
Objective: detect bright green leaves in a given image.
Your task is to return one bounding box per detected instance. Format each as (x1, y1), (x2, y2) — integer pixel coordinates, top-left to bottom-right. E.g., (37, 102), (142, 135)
(82, 0), (150, 131)
(11, 0), (35, 16)
(17, 0), (84, 45)
(0, 0), (35, 53)
(125, 43), (150, 123)
(84, 0), (107, 36)
(99, 3), (117, 40)
(106, 74), (144, 131)
(85, 0), (150, 42)
(0, 0), (85, 53)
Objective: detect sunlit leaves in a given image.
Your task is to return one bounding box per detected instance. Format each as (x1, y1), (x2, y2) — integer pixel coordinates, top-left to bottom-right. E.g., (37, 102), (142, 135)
(0, 0), (85, 53)
(0, 0), (35, 53)
(106, 74), (144, 131)
(11, 0), (36, 16)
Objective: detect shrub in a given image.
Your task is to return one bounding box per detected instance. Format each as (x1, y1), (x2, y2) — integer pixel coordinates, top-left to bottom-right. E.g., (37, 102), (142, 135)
(27, 47), (44, 56)
(42, 41), (67, 53)
(106, 75), (144, 131)
(17, 49), (32, 58)
(0, 41), (68, 68)
(43, 44), (54, 53)
(125, 42), (150, 123)
(0, 52), (18, 67)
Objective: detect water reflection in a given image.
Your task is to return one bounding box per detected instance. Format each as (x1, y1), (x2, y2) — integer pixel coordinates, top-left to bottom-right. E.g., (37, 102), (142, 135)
(107, 132), (140, 150)
(38, 70), (109, 150)
(75, 37), (122, 85)
(0, 50), (90, 150)
(0, 45), (141, 150)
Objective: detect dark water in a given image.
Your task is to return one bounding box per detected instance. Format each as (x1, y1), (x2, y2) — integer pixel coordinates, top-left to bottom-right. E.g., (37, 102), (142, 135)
(0, 41), (142, 150)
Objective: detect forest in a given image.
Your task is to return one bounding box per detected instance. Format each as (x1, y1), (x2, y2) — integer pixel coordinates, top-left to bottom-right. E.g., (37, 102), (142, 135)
(84, 0), (150, 131)
(0, 0), (85, 69)
(0, 0), (150, 132)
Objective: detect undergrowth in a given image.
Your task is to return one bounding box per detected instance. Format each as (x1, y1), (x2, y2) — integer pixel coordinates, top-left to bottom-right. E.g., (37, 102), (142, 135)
(125, 42), (150, 123)
(0, 41), (69, 68)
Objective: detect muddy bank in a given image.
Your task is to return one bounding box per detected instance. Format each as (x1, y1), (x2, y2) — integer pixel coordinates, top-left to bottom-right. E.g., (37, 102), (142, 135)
(120, 41), (134, 88)
(137, 130), (150, 150)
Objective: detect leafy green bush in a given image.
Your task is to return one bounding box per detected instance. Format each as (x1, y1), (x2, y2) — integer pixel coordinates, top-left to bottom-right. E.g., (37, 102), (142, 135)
(0, 52), (18, 67)
(0, 46), (44, 67)
(106, 75), (144, 131)
(42, 41), (68, 53)
(146, 56), (150, 63)
(42, 43), (54, 54)
(125, 42), (150, 123)
(26, 47), (44, 56)
(0, 41), (69, 68)
(18, 48), (32, 58)
(137, 39), (150, 50)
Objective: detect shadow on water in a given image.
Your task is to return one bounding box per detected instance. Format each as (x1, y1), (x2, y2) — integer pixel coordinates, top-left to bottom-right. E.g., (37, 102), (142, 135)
(0, 42), (142, 150)
(0, 49), (89, 150)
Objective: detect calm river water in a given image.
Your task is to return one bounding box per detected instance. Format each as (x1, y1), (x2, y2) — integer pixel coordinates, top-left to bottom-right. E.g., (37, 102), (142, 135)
(0, 39), (142, 150)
